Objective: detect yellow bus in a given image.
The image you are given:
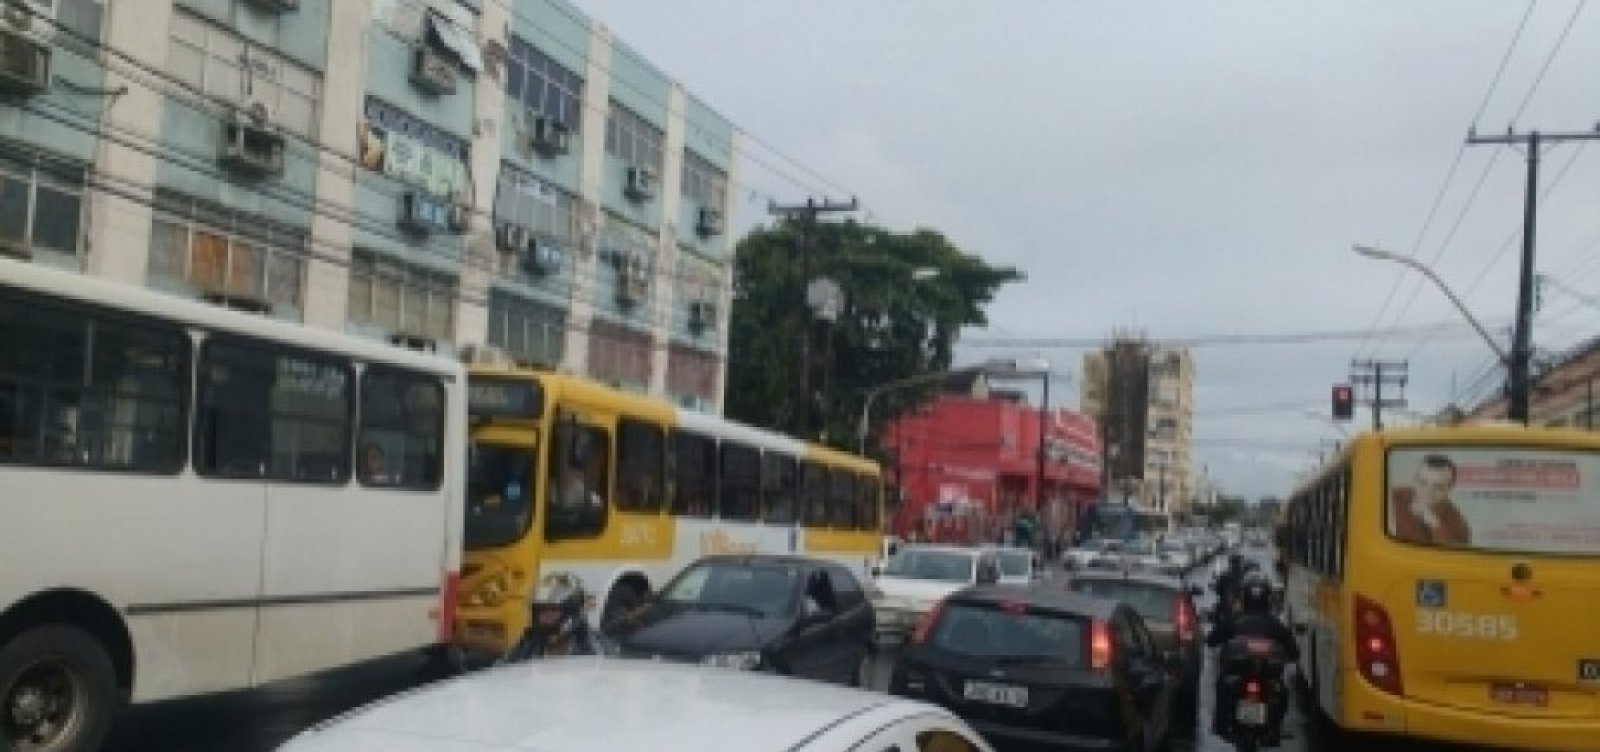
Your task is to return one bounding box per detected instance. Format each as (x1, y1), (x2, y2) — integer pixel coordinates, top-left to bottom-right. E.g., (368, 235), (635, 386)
(1283, 424), (1600, 750)
(454, 365), (884, 656)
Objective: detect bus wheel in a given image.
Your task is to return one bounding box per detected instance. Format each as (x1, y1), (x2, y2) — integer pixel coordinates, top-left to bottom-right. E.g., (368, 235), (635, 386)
(600, 582), (646, 634)
(0, 625), (117, 752)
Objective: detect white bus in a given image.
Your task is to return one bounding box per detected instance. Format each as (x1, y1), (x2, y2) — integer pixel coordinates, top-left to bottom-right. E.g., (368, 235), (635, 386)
(0, 259), (465, 750)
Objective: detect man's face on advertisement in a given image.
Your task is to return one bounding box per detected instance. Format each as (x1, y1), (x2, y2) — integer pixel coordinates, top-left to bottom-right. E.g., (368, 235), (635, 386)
(1416, 464), (1454, 506)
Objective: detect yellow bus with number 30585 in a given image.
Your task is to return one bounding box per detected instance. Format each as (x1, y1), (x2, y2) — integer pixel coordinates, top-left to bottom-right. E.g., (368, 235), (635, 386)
(452, 364), (885, 658)
(1283, 424), (1600, 750)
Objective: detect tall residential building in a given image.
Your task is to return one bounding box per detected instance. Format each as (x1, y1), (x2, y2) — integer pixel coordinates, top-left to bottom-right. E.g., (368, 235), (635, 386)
(0, 0), (736, 411)
(1080, 339), (1195, 514)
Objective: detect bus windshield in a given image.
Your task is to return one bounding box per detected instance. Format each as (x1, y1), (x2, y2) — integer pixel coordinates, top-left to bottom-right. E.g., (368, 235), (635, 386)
(465, 441), (536, 550)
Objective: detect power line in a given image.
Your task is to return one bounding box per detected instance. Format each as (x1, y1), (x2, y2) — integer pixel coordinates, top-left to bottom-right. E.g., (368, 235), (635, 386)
(960, 320), (1507, 350)
(1353, 0), (1539, 359)
(1508, 0), (1587, 122)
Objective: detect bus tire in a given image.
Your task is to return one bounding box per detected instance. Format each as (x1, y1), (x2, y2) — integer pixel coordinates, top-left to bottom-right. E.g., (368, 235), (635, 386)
(0, 624), (117, 752)
(600, 580), (646, 634)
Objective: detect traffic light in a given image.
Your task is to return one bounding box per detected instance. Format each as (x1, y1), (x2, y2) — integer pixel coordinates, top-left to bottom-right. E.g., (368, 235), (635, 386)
(1332, 384), (1355, 421)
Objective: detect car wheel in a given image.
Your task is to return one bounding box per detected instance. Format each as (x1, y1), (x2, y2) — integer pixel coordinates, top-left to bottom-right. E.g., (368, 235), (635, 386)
(0, 624), (118, 752)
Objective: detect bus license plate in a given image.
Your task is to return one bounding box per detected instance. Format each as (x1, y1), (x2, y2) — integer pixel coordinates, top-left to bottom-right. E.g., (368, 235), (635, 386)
(1236, 700), (1267, 725)
(964, 681), (1029, 708)
(1490, 683), (1548, 707)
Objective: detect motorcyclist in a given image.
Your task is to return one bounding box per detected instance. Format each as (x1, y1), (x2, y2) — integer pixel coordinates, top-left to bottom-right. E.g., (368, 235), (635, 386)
(1212, 553), (1247, 617)
(1207, 572), (1299, 743)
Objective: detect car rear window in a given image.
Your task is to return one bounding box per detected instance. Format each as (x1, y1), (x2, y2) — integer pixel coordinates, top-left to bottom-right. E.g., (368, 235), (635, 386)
(1066, 580), (1176, 624)
(928, 602), (1085, 666)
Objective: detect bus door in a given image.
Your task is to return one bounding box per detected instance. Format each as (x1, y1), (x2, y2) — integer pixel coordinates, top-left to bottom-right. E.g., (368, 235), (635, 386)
(1379, 447), (1600, 720)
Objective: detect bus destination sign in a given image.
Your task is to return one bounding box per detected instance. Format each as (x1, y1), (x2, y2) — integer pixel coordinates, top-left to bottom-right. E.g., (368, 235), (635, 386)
(468, 377), (543, 420)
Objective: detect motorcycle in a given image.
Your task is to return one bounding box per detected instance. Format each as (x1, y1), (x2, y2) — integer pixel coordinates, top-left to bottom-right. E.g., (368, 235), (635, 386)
(499, 572), (601, 664)
(1217, 636), (1289, 751)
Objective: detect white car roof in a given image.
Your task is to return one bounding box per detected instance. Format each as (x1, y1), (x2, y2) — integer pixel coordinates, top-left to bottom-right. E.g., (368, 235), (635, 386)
(278, 658), (953, 752)
(898, 544), (981, 556)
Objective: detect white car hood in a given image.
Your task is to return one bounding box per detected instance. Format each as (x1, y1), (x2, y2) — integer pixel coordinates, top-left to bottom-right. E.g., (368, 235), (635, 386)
(873, 576), (968, 607)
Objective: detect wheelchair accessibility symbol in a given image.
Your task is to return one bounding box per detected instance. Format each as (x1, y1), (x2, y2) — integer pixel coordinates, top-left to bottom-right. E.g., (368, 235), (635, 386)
(1416, 579), (1448, 609)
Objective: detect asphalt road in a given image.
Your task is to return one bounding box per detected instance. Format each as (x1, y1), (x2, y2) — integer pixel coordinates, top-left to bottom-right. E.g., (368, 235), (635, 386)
(102, 545), (1458, 752)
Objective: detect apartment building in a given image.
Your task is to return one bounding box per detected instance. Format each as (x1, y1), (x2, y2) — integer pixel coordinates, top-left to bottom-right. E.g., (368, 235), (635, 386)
(1080, 339), (1195, 513)
(0, 0), (735, 411)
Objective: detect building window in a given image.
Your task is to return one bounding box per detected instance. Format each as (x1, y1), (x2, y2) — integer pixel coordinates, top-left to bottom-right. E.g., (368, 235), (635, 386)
(587, 319), (651, 390)
(0, 144), (85, 263)
(506, 36), (582, 132)
(487, 289), (565, 368)
(357, 97), (471, 201)
(681, 151), (726, 211)
(494, 165), (577, 247)
(147, 191), (306, 320)
(667, 345), (719, 406)
(348, 249), (456, 342)
(168, 10), (321, 137)
(604, 101), (662, 172)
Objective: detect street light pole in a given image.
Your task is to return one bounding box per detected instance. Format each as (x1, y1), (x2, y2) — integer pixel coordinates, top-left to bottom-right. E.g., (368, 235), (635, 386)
(1035, 372), (1050, 516)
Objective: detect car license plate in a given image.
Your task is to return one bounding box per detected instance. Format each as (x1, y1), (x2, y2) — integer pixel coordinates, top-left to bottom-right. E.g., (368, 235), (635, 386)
(1236, 700), (1267, 725)
(1490, 683), (1549, 707)
(964, 680), (1028, 708)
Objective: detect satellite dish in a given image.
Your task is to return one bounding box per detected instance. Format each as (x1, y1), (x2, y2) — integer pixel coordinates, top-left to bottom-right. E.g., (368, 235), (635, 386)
(246, 101), (270, 126)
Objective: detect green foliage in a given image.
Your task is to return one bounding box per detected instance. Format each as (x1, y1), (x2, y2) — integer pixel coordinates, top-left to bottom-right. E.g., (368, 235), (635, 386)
(725, 219), (1023, 452)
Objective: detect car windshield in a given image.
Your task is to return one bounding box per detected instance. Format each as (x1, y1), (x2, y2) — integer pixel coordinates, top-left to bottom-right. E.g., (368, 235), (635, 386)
(995, 551), (1032, 577)
(928, 603), (1085, 665)
(1122, 540), (1157, 556)
(660, 562), (799, 619)
(881, 550), (975, 582)
(464, 442), (536, 550)
(1067, 579), (1178, 625)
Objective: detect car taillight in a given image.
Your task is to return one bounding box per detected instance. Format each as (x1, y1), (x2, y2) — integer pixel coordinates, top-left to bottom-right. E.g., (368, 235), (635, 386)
(1174, 598), (1196, 643)
(1245, 679), (1262, 699)
(1091, 619), (1114, 670)
(1354, 594), (1403, 696)
(911, 600), (946, 645)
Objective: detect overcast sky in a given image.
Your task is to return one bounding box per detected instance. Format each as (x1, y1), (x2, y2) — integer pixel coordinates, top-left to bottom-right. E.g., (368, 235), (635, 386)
(572, 0), (1600, 499)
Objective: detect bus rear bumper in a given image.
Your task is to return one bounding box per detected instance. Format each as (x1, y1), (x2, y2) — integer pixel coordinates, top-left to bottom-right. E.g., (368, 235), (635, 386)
(1351, 693), (1600, 751)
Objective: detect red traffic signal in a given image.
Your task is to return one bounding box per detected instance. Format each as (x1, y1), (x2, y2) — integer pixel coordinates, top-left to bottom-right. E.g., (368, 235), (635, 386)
(1332, 384), (1355, 421)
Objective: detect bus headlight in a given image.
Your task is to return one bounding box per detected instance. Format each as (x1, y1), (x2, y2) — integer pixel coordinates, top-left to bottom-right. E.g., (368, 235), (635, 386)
(466, 574), (511, 607)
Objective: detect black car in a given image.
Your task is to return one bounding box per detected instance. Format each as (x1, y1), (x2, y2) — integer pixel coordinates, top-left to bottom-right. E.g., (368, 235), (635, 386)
(890, 585), (1179, 752)
(1063, 571), (1203, 729)
(607, 554), (875, 686)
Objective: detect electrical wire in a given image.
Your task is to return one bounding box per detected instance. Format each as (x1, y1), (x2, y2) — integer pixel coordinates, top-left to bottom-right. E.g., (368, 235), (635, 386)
(961, 320), (1508, 350)
(1353, 0), (1538, 359)
(1508, 0), (1587, 123)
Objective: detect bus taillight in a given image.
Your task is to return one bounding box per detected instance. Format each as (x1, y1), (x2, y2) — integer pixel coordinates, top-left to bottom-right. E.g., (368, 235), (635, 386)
(1354, 594), (1402, 696)
(436, 570), (461, 642)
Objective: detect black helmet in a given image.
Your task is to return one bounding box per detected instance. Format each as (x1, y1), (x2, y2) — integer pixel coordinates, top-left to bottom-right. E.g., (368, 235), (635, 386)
(1228, 553), (1245, 571)
(1240, 573), (1272, 613)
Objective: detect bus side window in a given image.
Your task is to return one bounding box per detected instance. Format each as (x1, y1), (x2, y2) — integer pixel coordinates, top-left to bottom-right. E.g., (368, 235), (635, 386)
(719, 442), (761, 521)
(546, 419), (609, 540)
(855, 474), (880, 532)
(616, 418), (664, 513)
(198, 339), (351, 484)
(358, 368), (443, 489)
(829, 470), (855, 528)
(761, 453), (797, 524)
(670, 430), (717, 518)
(801, 461), (829, 526)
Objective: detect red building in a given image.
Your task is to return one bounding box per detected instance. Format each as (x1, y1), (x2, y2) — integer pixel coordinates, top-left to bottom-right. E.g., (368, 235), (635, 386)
(882, 392), (1102, 545)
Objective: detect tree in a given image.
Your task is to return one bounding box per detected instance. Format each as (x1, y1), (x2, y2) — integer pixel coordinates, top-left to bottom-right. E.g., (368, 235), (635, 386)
(726, 219), (1022, 452)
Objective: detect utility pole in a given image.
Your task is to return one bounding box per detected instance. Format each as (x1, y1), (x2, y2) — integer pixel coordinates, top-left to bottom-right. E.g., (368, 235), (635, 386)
(1467, 126), (1600, 424)
(1350, 359), (1409, 430)
(768, 197), (858, 439)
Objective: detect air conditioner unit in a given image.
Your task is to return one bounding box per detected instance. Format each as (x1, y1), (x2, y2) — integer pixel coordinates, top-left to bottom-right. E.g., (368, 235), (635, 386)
(520, 241), (562, 277)
(390, 333), (438, 353)
(409, 43), (457, 96)
(623, 166), (656, 201)
(399, 191), (454, 235)
(218, 110), (285, 177)
(528, 113), (571, 156)
(242, 0), (300, 12)
(695, 207), (723, 237)
(0, 26), (49, 95)
(495, 222), (529, 252)
(201, 290), (272, 315)
(616, 254), (648, 306)
(687, 299), (716, 334)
